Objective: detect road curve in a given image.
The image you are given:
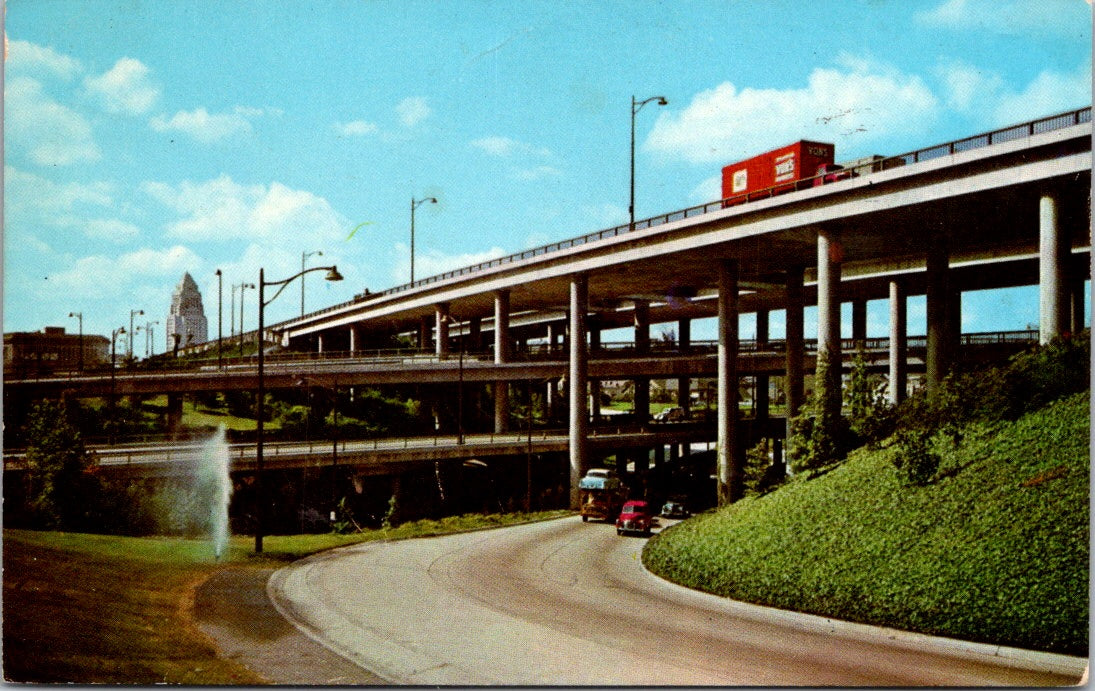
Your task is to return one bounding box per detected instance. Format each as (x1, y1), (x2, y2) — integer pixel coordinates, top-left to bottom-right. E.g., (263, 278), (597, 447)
(268, 517), (1085, 686)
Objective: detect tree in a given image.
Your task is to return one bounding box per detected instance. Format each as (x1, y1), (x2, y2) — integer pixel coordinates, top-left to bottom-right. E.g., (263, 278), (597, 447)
(23, 399), (101, 530)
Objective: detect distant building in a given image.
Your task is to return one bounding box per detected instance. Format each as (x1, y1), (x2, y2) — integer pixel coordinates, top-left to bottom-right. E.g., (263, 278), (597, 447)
(166, 272), (209, 351)
(4, 327), (110, 376)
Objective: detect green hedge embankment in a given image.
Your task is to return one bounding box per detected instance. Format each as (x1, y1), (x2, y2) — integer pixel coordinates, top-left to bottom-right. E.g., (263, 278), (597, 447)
(643, 392), (1089, 656)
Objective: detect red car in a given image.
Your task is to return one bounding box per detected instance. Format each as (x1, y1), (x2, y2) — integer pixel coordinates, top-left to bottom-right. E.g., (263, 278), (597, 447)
(616, 500), (654, 536)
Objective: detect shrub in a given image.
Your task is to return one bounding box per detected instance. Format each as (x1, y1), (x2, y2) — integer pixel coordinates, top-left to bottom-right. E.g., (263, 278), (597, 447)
(891, 428), (941, 486)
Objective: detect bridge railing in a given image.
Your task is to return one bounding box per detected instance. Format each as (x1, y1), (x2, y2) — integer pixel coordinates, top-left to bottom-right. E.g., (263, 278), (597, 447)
(277, 107), (1090, 330)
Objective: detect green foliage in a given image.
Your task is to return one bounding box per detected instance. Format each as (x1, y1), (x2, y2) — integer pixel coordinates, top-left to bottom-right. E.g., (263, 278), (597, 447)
(22, 400), (101, 531)
(844, 349), (896, 447)
(788, 350), (850, 473)
(889, 331), (1090, 484)
(644, 392), (1089, 656)
(890, 428), (940, 486)
(743, 440), (786, 496)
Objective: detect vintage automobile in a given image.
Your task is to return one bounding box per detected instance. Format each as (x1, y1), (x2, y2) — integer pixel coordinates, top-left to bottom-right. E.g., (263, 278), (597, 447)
(660, 499), (691, 519)
(615, 500), (654, 536)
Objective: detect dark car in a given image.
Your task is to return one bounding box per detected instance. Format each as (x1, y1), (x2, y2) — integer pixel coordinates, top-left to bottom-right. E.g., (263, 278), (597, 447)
(660, 500), (690, 519)
(616, 500), (654, 536)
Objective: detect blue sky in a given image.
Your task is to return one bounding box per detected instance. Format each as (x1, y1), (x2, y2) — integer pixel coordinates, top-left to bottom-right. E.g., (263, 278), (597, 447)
(4, 0), (1091, 349)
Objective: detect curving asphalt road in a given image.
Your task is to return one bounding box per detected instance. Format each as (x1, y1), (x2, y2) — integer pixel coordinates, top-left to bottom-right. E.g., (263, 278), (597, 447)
(267, 517), (1085, 686)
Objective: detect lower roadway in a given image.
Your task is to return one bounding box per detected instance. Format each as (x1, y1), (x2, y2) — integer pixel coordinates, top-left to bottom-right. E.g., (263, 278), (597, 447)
(267, 516), (1084, 685)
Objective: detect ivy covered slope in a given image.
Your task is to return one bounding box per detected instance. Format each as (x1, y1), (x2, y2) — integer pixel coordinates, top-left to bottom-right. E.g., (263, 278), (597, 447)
(643, 392), (1089, 656)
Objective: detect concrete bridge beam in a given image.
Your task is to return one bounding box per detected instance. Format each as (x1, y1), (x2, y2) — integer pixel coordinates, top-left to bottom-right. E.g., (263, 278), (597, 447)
(1039, 193), (1069, 344)
(494, 290), (511, 433)
(568, 273), (589, 509)
(889, 279), (908, 405)
(784, 265), (805, 443)
(435, 303), (451, 358)
(926, 237), (950, 391)
(633, 299), (650, 423)
(817, 228), (843, 416)
(717, 258), (741, 506)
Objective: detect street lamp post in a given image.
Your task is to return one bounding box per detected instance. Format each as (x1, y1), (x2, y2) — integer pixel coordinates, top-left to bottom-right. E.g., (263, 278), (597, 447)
(129, 309), (144, 360)
(410, 196), (437, 283)
(236, 282), (255, 355)
(68, 312), (83, 372)
(630, 94), (668, 232)
(215, 269), (223, 369)
(301, 250), (323, 316)
(110, 327), (126, 444)
(255, 263), (343, 553)
(145, 321), (159, 357)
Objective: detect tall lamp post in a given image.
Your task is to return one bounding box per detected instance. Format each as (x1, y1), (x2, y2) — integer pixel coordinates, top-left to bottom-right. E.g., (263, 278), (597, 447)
(215, 269), (223, 369)
(301, 250), (323, 316)
(129, 309), (144, 360)
(410, 196), (437, 283)
(255, 264), (343, 553)
(110, 327), (126, 444)
(236, 282), (255, 355)
(144, 321), (159, 357)
(68, 312), (83, 372)
(630, 94), (668, 232)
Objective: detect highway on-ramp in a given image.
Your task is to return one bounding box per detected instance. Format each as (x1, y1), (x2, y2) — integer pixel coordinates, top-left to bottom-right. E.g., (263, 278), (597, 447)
(268, 517), (1084, 685)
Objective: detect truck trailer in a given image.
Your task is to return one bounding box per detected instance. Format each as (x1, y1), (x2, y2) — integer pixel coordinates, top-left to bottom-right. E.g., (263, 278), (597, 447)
(579, 469), (624, 522)
(721, 140), (835, 205)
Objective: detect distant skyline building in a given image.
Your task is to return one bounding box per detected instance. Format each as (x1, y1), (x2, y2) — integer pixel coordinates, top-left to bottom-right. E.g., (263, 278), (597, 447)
(166, 272), (208, 350)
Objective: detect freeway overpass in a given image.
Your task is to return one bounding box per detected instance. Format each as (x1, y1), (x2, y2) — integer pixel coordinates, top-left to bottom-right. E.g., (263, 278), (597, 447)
(6, 108), (1090, 506)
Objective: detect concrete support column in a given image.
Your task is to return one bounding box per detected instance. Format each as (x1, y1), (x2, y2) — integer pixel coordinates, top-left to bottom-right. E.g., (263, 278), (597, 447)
(817, 229), (843, 417)
(785, 266), (805, 439)
(568, 274), (589, 509)
(925, 240), (950, 392)
(494, 290), (511, 433)
(755, 310), (770, 421)
(1070, 276), (1086, 335)
(418, 316), (431, 351)
(435, 303), (451, 358)
(166, 393), (184, 440)
(888, 279), (908, 405)
(633, 299), (650, 423)
(1039, 193), (1069, 344)
(677, 317), (692, 420)
(316, 333), (325, 354)
(852, 300), (867, 347)
(348, 325), (361, 354)
(467, 317), (482, 352)
(717, 259), (741, 506)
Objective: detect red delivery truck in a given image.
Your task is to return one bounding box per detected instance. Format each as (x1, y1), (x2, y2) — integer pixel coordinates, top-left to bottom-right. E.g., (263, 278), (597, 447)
(721, 140), (835, 206)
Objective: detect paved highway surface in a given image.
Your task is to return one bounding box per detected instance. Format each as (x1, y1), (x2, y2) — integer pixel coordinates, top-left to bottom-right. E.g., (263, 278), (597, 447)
(268, 516), (1084, 685)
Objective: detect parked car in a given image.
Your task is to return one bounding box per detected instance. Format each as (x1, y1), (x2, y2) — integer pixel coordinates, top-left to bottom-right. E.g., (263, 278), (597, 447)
(616, 500), (654, 536)
(654, 406), (686, 422)
(660, 500), (690, 519)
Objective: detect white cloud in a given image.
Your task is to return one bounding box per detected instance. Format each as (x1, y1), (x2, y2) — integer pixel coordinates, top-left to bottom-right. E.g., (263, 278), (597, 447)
(917, 0), (1088, 37)
(5, 76), (101, 166)
(935, 60), (1006, 112)
(7, 39), (83, 80)
(470, 136), (552, 158)
(84, 57), (160, 115)
(334, 120), (379, 137)
(144, 174), (346, 243)
(689, 174), (722, 205)
(84, 218), (142, 243)
(149, 107), (253, 143)
(646, 56), (939, 164)
(49, 245), (202, 298)
(991, 63), (1092, 125)
(391, 244), (506, 283)
(5, 166), (113, 218)
(396, 96), (431, 127)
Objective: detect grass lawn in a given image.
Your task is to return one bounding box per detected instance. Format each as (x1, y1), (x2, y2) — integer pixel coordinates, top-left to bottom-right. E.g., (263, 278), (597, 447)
(643, 392), (1089, 656)
(2, 510), (571, 684)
